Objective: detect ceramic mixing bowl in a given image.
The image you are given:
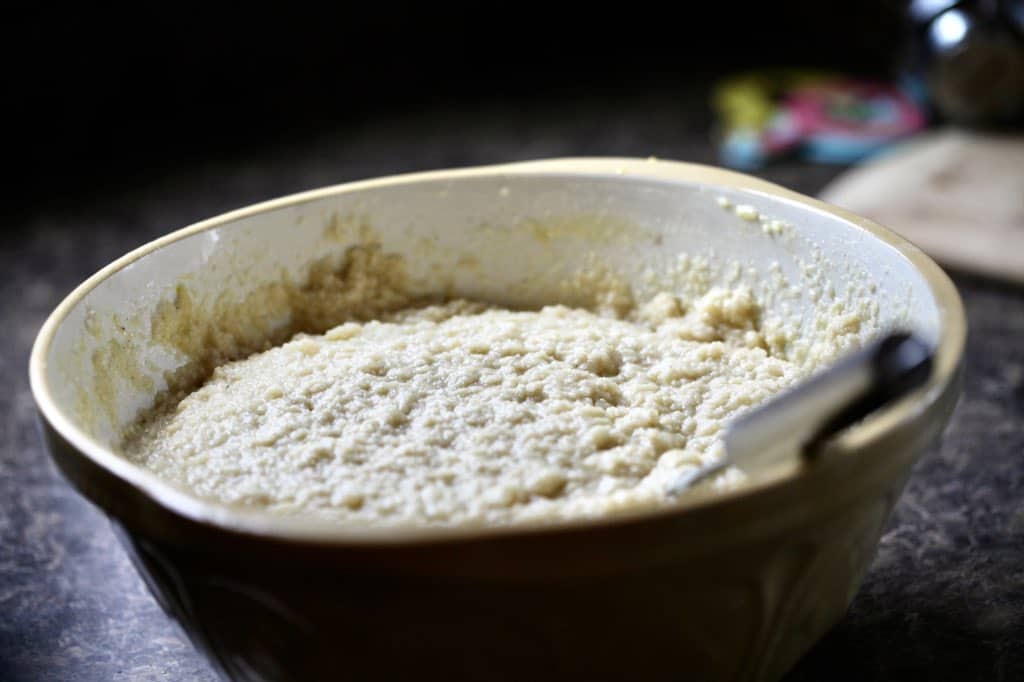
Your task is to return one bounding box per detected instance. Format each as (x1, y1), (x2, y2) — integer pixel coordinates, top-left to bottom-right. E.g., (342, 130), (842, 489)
(30, 159), (965, 682)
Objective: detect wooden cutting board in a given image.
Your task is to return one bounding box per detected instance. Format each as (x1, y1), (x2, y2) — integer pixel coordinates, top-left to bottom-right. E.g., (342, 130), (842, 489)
(820, 129), (1024, 284)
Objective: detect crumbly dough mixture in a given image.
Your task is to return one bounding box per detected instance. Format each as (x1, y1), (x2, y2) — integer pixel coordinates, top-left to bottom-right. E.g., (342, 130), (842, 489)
(123, 286), (810, 527)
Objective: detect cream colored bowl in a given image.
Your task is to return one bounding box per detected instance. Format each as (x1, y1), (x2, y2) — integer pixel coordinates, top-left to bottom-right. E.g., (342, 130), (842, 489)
(30, 159), (965, 682)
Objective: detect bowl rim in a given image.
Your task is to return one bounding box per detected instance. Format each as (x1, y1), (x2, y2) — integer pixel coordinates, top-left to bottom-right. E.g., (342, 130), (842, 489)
(28, 157), (967, 546)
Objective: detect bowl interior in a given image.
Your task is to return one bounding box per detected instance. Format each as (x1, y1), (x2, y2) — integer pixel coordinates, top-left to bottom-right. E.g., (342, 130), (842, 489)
(39, 160), (942, 474)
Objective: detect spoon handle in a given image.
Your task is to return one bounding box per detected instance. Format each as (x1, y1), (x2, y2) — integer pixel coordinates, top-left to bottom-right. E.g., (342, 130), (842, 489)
(669, 332), (933, 496)
(726, 331), (933, 466)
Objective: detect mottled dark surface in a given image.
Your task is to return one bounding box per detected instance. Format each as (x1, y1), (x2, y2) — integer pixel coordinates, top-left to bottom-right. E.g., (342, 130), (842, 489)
(2, 94), (1022, 681)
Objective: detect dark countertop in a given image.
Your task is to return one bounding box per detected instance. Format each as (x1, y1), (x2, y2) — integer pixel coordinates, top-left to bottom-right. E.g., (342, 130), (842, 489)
(3, 95), (1022, 681)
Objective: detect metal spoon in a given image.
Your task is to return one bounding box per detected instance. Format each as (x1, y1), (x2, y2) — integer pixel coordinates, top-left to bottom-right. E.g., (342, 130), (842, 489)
(666, 332), (934, 496)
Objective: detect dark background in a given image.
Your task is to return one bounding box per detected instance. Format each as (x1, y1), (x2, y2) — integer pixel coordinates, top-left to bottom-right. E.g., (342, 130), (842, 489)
(5, 3), (1024, 681)
(6, 2), (905, 214)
